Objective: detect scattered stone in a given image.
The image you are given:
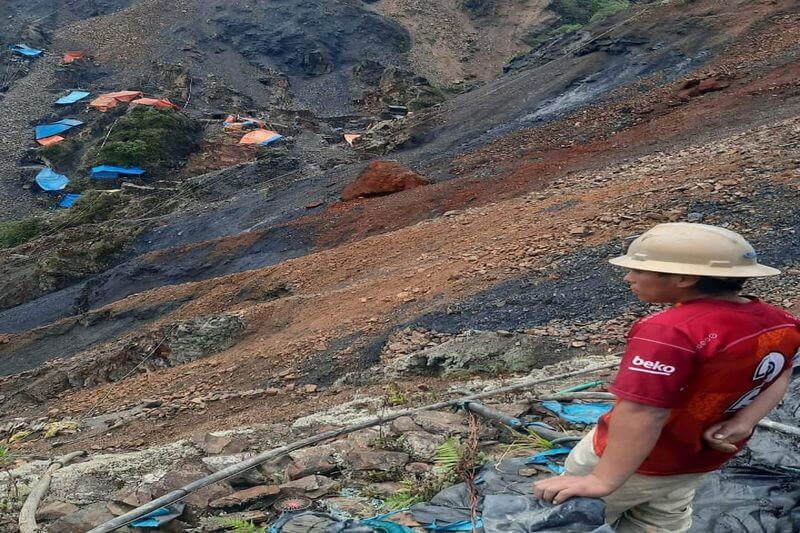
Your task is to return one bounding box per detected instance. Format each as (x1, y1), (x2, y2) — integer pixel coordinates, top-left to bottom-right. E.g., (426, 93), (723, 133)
(404, 462), (431, 474)
(286, 445), (339, 479)
(209, 485), (280, 508)
(365, 481), (404, 498)
(518, 467), (540, 477)
(390, 416), (422, 434)
(324, 496), (375, 517)
(346, 449), (409, 471)
(411, 411), (471, 436)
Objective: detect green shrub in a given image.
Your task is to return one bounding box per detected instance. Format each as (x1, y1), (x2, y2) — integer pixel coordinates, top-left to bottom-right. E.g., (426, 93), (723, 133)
(93, 107), (201, 174)
(551, 0), (631, 25)
(37, 140), (79, 168)
(0, 218), (44, 249)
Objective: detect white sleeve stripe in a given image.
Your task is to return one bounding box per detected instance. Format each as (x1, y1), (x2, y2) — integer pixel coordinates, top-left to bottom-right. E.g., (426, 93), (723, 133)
(630, 336), (695, 353)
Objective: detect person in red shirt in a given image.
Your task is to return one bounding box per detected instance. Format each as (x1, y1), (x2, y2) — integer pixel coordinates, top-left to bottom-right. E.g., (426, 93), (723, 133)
(533, 223), (800, 532)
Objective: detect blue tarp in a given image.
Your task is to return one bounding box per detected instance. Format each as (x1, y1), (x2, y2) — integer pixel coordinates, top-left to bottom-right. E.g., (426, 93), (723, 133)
(540, 401), (614, 425)
(10, 44), (42, 57)
(34, 168), (70, 192)
(527, 447), (571, 474)
(90, 165), (146, 179)
(55, 91), (91, 105)
(58, 194), (81, 208)
(34, 119), (84, 140)
(260, 133), (284, 145)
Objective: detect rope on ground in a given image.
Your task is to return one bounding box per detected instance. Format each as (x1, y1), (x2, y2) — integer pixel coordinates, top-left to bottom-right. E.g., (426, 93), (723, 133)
(87, 361), (618, 533)
(18, 450), (86, 533)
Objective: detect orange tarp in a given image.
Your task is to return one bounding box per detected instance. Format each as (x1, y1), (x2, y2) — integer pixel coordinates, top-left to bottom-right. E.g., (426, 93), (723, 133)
(63, 51), (86, 64)
(37, 135), (65, 146)
(344, 134), (362, 146)
(239, 129), (282, 145)
(131, 97), (179, 110)
(89, 91), (144, 112)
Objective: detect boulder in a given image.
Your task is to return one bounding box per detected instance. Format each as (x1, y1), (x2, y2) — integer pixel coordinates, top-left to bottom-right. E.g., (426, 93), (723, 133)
(390, 416), (423, 434)
(324, 496), (376, 517)
(192, 432), (249, 455)
(155, 467), (234, 512)
(48, 502), (118, 533)
(285, 445), (340, 480)
(202, 453), (268, 485)
(346, 449), (409, 471)
(341, 161), (430, 201)
(400, 431), (445, 462)
(209, 485), (280, 508)
(36, 501), (79, 521)
(411, 411), (471, 436)
(280, 474), (338, 498)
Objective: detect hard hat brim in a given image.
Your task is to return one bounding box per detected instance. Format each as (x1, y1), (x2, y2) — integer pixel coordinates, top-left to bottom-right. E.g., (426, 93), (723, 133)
(608, 255), (781, 278)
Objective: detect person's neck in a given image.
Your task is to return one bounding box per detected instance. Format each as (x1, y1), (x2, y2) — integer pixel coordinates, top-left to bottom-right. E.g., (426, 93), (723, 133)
(674, 292), (750, 304)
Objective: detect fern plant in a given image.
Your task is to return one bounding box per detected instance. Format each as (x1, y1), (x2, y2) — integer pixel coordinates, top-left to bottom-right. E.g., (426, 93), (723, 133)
(218, 517), (266, 533)
(433, 437), (463, 476)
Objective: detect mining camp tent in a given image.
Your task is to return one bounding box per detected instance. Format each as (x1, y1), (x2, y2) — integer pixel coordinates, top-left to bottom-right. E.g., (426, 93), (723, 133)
(344, 133), (361, 146)
(224, 114), (266, 131)
(35, 168), (70, 192)
(58, 194), (82, 208)
(239, 129), (283, 146)
(37, 135), (65, 146)
(131, 97), (179, 110)
(10, 44), (42, 57)
(89, 91), (144, 112)
(55, 90), (91, 105)
(34, 119), (83, 140)
(63, 51), (86, 63)
(90, 165), (146, 180)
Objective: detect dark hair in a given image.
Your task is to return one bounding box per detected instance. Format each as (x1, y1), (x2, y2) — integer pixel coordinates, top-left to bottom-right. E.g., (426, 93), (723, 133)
(694, 277), (747, 295)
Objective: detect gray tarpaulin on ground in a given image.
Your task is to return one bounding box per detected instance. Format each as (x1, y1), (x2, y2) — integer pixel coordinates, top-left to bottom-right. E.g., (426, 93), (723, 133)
(410, 457), (611, 532)
(689, 371), (800, 532)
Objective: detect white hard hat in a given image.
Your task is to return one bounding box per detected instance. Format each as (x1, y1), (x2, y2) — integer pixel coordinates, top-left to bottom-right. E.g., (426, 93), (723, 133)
(609, 223), (780, 277)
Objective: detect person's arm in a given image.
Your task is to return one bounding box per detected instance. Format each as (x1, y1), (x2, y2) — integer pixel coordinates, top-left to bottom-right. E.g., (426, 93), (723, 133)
(703, 369), (792, 453)
(534, 400), (670, 504)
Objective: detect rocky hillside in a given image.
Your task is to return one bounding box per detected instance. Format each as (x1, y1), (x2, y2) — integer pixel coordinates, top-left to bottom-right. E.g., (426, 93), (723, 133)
(0, 0), (798, 530)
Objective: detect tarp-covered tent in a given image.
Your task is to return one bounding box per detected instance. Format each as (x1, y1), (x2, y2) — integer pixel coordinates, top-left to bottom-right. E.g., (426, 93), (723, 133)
(224, 114), (266, 131)
(36, 135), (65, 146)
(90, 165), (146, 179)
(58, 194), (81, 208)
(89, 91), (143, 112)
(131, 97), (179, 110)
(62, 51), (86, 64)
(34, 119), (83, 140)
(10, 44), (42, 57)
(35, 168), (70, 192)
(239, 129), (283, 146)
(344, 133), (362, 146)
(55, 90), (91, 105)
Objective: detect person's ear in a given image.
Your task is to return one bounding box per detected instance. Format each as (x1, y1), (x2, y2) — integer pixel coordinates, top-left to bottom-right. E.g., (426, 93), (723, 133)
(675, 275), (701, 289)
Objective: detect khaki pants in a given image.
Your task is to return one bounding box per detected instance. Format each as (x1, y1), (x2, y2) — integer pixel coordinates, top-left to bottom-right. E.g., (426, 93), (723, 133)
(564, 429), (707, 533)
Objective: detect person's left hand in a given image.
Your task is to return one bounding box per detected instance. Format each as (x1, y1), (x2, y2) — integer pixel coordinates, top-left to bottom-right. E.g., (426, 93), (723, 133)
(533, 474), (616, 505)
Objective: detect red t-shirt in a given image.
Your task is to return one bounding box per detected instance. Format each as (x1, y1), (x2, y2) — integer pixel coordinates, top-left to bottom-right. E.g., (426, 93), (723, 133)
(594, 297), (800, 475)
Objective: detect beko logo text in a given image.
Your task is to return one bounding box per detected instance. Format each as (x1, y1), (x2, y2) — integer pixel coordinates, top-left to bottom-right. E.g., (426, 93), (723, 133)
(628, 355), (676, 376)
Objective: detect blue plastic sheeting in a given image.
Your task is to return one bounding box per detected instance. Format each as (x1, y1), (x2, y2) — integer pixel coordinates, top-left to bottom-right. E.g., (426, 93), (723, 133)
(424, 518), (483, 531)
(10, 44), (42, 57)
(55, 90), (91, 105)
(260, 133), (284, 145)
(34, 168), (70, 191)
(527, 447), (571, 474)
(540, 401), (614, 425)
(34, 119), (84, 139)
(58, 194), (81, 208)
(130, 503), (184, 528)
(90, 165), (146, 179)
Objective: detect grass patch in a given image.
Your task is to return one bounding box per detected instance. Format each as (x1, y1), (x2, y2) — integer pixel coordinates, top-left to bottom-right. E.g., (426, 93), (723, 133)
(0, 218), (44, 249)
(55, 190), (129, 227)
(551, 0), (631, 25)
(37, 139), (79, 168)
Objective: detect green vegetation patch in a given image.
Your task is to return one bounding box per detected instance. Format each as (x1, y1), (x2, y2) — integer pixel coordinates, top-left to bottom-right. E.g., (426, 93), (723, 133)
(551, 0), (631, 25)
(0, 218), (44, 249)
(90, 106), (202, 174)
